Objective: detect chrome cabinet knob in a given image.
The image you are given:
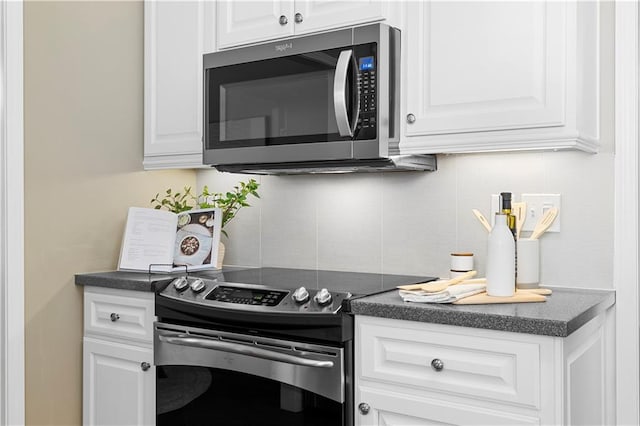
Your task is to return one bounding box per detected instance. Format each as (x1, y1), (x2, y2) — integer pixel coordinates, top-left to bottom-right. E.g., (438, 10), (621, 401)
(110, 313), (120, 322)
(141, 362), (151, 371)
(431, 358), (444, 372)
(294, 12), (303, 23)
(358, 402), (370, 415)
(314, 288), (332, 306)
(292, 286), (310, 304)
(279, 15), (288, 25)
(407, 113), (416, 124)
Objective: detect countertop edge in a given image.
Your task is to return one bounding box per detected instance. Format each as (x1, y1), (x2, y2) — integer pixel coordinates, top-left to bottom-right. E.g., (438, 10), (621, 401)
(349, 288), (615, 338)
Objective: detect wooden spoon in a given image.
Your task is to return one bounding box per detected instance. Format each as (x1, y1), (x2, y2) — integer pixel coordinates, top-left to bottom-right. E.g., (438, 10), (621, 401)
(398, 270), (478, 293)
(530, 207), (558, 239)
(512, 202), (526, 239)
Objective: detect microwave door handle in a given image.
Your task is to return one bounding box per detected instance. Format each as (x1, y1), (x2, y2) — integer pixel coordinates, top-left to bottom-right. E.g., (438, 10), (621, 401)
(333, 50), (359, 138)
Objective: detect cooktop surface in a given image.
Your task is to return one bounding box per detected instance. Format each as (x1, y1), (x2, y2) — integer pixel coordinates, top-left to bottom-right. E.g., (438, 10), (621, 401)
(196, 267), (436, 297)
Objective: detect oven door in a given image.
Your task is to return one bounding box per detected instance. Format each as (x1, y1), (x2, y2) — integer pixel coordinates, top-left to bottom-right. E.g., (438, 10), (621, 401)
(155, 322), (350, 426)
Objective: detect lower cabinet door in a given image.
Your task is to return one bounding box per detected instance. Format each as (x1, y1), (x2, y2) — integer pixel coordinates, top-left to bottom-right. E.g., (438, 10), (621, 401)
(356, 386), (540, 426)
(83, 337), (155, 426)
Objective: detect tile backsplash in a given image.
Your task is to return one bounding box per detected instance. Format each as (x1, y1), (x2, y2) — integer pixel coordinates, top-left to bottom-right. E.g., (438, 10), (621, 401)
(198, 150), (614, 289)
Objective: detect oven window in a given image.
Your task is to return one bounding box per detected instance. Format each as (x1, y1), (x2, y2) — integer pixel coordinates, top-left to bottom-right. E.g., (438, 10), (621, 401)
(207, 43), (376, 149)
(157, 366), (343, 426)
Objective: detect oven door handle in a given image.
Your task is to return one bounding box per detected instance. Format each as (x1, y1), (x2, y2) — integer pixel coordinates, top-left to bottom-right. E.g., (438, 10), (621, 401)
(158, 334), (335, 368)
(333, 49), (360, 138)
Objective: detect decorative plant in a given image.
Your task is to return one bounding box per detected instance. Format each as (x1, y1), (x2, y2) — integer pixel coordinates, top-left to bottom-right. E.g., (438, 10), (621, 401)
(151, 178), (260, 237)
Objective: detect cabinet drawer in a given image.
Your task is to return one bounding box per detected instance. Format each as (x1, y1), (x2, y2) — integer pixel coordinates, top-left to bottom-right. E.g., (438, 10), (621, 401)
(357, 317), (542, 409)
(84, 287), (155, 343)
(356, 386), (540, 426)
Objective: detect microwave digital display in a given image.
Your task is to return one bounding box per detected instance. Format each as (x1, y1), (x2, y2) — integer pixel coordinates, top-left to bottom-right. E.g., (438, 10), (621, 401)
(359, 56), (375, 71)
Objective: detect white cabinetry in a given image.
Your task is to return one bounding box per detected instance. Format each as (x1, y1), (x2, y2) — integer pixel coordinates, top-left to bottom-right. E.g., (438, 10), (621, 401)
(83, 286), (155, 426)
(355, 314), (613, 425)
(402, 1), (601, 153)
(143, 1), (215, 170)
(217, 0), (387, 49)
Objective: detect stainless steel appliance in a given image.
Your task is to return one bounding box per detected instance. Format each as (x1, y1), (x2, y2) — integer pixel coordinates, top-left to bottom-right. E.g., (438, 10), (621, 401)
(154, 267), (435, 425)
(203, 24), (436, 174)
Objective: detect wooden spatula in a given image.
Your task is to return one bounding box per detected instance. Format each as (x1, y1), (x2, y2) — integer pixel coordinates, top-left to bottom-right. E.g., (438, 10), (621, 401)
(472, 209), (492, 233)
(397, 270), (477, 293)
(530, 207), (558, 239)
(512, 202), (526, 239)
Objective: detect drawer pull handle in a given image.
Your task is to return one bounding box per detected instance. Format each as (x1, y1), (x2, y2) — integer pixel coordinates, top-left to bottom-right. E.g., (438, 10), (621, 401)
(294, 12), (303, 23)
(110, 313), (120, 322)
(431, 358), (444, 372)
(407, 113), (416, 124)
(141, 362), (151, 372)
(358, 402), (370, 415)
(279, 15), (288, 25)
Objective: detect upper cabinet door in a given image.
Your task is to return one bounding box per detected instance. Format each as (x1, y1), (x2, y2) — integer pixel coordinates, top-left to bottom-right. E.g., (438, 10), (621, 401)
(144, 1), (216, 169)
(294, 1), (384, 35)
(405, 1), (566, 137)
(217, 0), (295, 49)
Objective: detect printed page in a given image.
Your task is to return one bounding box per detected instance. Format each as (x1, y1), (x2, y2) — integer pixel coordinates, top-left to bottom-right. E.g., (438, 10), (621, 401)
(172, 208), (222, 271)
(118, 207), (178, 272)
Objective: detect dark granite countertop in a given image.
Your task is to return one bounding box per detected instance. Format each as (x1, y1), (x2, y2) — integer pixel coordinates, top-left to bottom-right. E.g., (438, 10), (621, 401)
(75, 271), (177, 292)
(74, 269), (233, 292)
(350, 286), (615, 337)
(76, 271), (614, 338)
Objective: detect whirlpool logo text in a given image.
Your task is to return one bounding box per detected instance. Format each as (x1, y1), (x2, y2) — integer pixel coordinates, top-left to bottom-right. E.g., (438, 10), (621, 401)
(275, 42), (293, 52)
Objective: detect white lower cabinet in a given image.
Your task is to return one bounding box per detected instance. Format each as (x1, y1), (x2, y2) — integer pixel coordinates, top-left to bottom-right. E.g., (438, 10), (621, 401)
(83, 287), (156, 426)
(355, 313), (614, 425)
(83, 338), (155, 426)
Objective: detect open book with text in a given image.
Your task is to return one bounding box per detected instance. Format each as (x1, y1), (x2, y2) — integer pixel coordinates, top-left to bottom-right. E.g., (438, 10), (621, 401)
(118, 207), (222, 273)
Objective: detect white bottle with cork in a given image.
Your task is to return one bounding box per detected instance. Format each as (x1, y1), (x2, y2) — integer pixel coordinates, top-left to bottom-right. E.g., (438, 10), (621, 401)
(486, 212), (516, 296)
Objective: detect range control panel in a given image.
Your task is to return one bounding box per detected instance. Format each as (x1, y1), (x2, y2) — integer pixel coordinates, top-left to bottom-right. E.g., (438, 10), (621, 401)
(158, 276), (352, 315)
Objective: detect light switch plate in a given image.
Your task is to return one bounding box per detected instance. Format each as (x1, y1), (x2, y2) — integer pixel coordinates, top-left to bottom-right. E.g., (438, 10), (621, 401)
(521, 194), (561, 233)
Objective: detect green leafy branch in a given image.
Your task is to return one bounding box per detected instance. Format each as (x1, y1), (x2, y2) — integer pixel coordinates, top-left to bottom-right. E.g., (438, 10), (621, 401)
(150, 179), (260, 238)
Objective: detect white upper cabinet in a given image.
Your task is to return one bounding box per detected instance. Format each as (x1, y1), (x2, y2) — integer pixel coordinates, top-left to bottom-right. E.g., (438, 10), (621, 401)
(144, 1), (215, 170)
(217, 0), (295, 48)
(217, 0), (386, 49)
(402, 1), (601, 154)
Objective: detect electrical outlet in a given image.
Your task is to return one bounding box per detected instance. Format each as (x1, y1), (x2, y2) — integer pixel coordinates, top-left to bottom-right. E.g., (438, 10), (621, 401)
(521, 194), (561, 233)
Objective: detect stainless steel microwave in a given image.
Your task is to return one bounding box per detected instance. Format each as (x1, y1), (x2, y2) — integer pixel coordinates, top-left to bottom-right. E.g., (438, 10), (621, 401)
(203, 24), (436, 174)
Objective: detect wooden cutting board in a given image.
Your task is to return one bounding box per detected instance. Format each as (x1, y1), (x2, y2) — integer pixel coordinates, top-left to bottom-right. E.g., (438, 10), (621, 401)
(452, 290), (546, 305)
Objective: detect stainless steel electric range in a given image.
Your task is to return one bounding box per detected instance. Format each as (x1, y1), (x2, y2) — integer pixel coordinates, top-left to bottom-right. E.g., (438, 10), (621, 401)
(154, 267), (435, 426)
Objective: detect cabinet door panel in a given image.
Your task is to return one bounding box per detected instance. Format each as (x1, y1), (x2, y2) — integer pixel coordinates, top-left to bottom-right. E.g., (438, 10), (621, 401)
(217, 0), (294, 48)
(405, 1), (565, 136)
(356, 387), (540, 426)
(144, 1), (214, 168)
(294, 1), (384, 35)
(83, 338), (155, 426)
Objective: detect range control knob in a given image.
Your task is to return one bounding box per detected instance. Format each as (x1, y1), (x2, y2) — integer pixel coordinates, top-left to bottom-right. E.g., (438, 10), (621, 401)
(292, 286), (310, 304)
(190, 278), (206, 293)
(172, 277), (189, 292)
(314, 288), (332, 306)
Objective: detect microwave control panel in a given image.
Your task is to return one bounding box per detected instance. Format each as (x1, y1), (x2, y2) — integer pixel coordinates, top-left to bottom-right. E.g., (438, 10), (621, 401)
(356, 52), (377, 140)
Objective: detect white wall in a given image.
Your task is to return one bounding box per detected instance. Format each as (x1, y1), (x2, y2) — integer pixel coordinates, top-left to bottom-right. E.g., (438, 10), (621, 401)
(198, 148), (614, 288)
